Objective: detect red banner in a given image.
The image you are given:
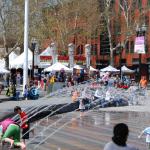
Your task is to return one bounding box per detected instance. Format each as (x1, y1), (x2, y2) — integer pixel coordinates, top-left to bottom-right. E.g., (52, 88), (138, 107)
(40, 56), (52, 60)
(58, 55), (69, 61)
(74, 55), (86, 61)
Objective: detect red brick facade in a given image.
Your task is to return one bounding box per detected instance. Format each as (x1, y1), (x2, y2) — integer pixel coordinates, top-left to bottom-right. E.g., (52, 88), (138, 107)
(41, 0), (150, 78)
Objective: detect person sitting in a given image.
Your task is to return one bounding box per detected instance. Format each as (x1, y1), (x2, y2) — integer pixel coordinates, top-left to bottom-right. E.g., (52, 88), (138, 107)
(0, 118), (26, 150)
(71, 90), (79, 103)
(117, 82), (129, 89)
(6, 85), (12, 97)
(104, 123), (139, 150)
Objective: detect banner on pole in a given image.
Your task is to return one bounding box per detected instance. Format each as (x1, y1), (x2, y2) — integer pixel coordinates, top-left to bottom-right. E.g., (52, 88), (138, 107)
(134, 36), (145, 54)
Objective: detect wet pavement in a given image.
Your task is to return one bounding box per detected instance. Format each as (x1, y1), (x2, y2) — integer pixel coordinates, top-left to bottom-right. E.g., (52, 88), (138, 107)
(0, 84), (150, 150)
(27, 111), (149, 150)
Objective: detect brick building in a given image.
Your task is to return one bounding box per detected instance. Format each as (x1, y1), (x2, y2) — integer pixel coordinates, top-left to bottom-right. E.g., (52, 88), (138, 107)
(42, 0), (150, 79)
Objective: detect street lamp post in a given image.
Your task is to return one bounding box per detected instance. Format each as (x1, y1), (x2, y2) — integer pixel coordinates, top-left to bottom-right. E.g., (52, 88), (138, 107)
(23, 0), (29, 92)
(31, 38), (37, 81)
(136, 24), (146, 81)
(119, 43), (124, 81)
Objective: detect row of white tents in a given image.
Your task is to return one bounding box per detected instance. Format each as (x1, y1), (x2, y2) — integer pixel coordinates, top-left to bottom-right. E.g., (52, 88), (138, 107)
(0, 52), (19, 74)
(43, 63), (98, 72)
(0, 48), (135, 74)
(43, 62), (134, 74)
(101, 65), (135, 73)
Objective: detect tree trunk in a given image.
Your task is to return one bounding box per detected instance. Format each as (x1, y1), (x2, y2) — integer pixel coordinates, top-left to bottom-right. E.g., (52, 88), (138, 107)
(110, 48), (114, 66)
(5, 55), (9, 69)
(3, 30), (9, 69)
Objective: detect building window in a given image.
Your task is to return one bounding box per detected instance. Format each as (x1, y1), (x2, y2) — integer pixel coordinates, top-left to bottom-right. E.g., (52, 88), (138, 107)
(132, 58), (139, 64)
(91, 44), (97, 55)
(147, 58), (150, 63)
(100, 31), (110, 55)
(76, 45), (83, 55)
(114, 20), (121, 35)
(137, 0), (142, 8)
(145, 44), (148, 53)
(130, 41), (134, 53)
(125, 41), (129, 53)
(149, 0), (150, 6)
(145, 15), (149, 27)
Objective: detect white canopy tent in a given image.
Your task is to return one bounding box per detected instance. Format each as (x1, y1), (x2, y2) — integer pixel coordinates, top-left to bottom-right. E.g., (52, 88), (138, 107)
(121, 65), (135, 73)
(0, 68), (10, 74)
(39, 47), (52, 68)
(9, 52), (18, 68)
(100, 65), (119, 72)
(73, 65), (83, 70)
(0, 59), (10, 74)
(0, 59), (5, 68)
(44, 62), (71, 72)
(10, 49), (32, 68)
(39, 46), (51, 56)
(90, 66), (97, 71)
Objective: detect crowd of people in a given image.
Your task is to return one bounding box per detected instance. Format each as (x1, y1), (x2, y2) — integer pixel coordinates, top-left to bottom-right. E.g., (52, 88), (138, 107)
(0, 71), (149, 149)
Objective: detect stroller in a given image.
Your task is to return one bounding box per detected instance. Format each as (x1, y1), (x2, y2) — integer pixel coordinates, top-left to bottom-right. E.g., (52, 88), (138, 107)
(28, 86), (39, 100)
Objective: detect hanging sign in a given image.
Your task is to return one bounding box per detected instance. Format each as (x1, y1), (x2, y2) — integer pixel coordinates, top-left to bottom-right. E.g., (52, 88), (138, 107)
(134, 36), (145, 54)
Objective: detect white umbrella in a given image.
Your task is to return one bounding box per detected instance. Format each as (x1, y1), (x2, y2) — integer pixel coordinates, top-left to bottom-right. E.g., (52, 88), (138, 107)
(90, 66), (97, 71)
(100, 65), (119, 72)
(121, 65), (135, 73)
(73, 65), (83, 69)
(44, 62), (71, 72)
(0, 59), (5, 68)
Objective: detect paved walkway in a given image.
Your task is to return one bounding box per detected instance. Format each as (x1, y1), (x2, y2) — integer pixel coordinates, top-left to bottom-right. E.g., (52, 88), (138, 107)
(0, 86), (150, 150)
(27, 111), (148, 150)
(0, 95), (72, 111)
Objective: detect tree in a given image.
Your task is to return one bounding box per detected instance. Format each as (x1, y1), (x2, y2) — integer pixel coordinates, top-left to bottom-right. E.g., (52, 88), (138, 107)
(98, 0), (141, 66)
(38, 0), (101, 53)
(0, 0), (24, 69)
(98, 0), (119, 66)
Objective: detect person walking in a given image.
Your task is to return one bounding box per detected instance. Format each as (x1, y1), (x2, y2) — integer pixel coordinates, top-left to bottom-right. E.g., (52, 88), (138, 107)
(43, 77), (47, 91)
(23, 85), (29, 100)
(79, 98), (85, 117)
(104, 123), (139, 150)
(138, 127), (150, 149)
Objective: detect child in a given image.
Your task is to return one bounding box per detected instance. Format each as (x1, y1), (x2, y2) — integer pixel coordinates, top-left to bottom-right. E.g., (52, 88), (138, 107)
(0, 118), (26, 150)
(138, 127), (150, 149)
(79, 98), (85, 117)
(14, 106), (30, 144)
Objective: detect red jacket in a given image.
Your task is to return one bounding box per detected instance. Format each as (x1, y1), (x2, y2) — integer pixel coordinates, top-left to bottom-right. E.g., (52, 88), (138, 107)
(19, 111), (28, 129)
